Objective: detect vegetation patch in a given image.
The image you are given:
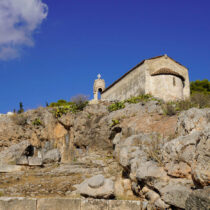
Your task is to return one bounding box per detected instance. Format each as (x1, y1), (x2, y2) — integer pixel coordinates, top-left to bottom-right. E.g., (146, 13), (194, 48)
(108, 94), (156, 112)
(32, 118), (43, 126)
(144, 135), (164, 166)
(49, 95), (89, 118)
(11, 113), (28, 126)
(190, 79), (210, 94)
(108, 101), (125, 112)
(110, 119), (120, 127)
(124, 94), (153, 104)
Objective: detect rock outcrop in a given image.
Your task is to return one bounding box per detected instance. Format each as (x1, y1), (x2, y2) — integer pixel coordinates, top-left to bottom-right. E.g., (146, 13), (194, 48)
(0, 101), (209, 209)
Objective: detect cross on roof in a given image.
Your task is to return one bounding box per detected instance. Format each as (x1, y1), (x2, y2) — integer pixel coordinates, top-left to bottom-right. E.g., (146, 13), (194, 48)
(97, 74), (101, 79)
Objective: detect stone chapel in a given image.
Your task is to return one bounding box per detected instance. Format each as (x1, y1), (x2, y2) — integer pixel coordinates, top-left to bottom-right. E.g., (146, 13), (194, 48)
(93, 55), (190, 102)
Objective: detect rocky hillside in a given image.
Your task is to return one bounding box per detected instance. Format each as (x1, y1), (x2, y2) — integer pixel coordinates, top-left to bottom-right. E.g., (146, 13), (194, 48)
(0, 100), (209, 209)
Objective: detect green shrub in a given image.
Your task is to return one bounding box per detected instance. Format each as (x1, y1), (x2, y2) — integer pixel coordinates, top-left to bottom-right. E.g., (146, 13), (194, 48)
(108, 101), (125, 112)
(49, 99), (70, 107)
(125, 94), (152, 104)
(110, 119), (120, 127)
(32, 118), (42, 126)
(49, 95), (89, 118)
(17, 102), (24, 114)
(52, 105), (73, 118)
(190, 79), (210, 94)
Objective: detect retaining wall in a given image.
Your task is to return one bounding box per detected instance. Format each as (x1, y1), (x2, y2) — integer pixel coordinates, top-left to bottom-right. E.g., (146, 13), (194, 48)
(0, 197), (153, 210)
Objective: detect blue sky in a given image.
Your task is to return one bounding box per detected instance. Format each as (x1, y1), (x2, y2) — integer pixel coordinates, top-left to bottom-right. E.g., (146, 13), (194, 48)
(0, 0), (209, 113)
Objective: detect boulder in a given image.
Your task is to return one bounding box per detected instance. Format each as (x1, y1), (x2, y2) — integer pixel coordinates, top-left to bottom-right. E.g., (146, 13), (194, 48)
(0, 140), (30, 165)
(165, 162), (191, 178)
(185, 187), (210, 210)
(28, 157), (43, 166)
(43, 149), (61, 164)
(136, 161), (169, 189)
(16, 156), (28, 165)
(162, 131), (201, 166)
(176, 108), (210, 135)
(191, 128), (210, 187)
(160, 184), (192, 209)
(75, 174), (114, 199)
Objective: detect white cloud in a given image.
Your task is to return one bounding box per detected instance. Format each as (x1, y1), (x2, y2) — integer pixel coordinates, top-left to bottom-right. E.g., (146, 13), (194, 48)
(0, 0), (48, 60)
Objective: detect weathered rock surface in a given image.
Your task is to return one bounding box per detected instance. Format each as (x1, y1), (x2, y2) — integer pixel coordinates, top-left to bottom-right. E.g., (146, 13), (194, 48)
(28, 157), (43, 166)
(42, 149), (61, 164)
(0, 197), (36, 210)
(160, 184), (192, 209)
(0, 165), (24, 173)
(185, 187), (210, 210)
(0, 101), (209, 209)
(75, 174), (114, 198)
(0, 140), (30, 165)
(176, 108), (210, 135)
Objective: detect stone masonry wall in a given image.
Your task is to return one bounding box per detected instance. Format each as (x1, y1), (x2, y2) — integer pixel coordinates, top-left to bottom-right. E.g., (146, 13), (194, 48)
(0, 197), (151, 210)
(101, 56), (190, 102)
(145, 56), (190, 101)
(101, 63), (147, 101)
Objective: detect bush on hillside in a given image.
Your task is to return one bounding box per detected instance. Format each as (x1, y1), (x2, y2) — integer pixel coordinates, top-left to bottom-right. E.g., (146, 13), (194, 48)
(125, 94), (153, 104)
(71, 94), (89, 111)
(108, 101), (125, 112)
(190, 79), (210, 94)
(49, 95), (89, 118)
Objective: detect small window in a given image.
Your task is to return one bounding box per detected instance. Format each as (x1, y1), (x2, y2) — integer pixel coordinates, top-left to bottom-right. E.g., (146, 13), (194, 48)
(173, 77), (176, 86)
(98, 88), (102, 100)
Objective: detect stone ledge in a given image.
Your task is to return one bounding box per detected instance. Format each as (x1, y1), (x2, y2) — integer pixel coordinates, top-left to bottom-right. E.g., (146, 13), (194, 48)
(0, 197), (150, 210)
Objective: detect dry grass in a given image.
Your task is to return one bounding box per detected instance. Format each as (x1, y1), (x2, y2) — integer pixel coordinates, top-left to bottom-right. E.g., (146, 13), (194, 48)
(10, 113), (28, 126)
(143, 135), (164, 166)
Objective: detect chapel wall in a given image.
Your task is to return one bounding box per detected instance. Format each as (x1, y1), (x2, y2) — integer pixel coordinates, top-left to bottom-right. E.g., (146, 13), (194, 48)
(101, 63), (147, 101)
(145, 57), (190, 101)
(149, 74), (184, 101)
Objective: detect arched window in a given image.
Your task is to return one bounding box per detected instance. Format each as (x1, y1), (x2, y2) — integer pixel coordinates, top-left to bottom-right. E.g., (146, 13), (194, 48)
(98, 88), (102, 100)
(173, 77), (176, 86)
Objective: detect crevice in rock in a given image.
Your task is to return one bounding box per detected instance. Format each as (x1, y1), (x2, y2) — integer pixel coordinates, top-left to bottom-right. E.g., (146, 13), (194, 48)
(22, 145), (34, 157)
(109, 127), (122, 140)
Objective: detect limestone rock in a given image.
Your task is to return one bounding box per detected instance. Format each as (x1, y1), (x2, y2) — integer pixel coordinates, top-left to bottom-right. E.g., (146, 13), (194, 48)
(0, 197), (36, 210)
(165, 162), (191, 178)
(0, 165), (24, 173)
(88, 174), (104, 188)
(37, 198), (81, 210)
(145, 100), (163, 114)
(145, 190), (160, 202)
(176, 108), (210, 135)
(160, 184), (192, 209)
(136, 161), (168, 188)
(185, 187), (210, 210)
(75, 174), (114, 199)
(28, 157), (43, 166)
(43, 149), (61, 164)
(162, 131), (201, 166)
(191, 167), (210, 187)
(154, 198), (170, 209)
(0, 140), (30, 165)
(16, 156), (28, 165)
(58, 113), (73, 129)
(109, 200), (141, 210)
